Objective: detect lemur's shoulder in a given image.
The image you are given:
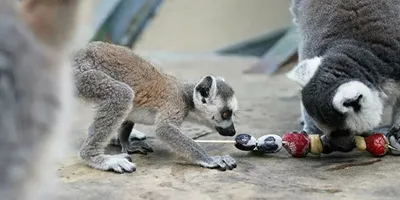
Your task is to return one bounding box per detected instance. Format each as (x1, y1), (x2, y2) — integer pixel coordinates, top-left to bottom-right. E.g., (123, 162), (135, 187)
(133, 76), (187, 110)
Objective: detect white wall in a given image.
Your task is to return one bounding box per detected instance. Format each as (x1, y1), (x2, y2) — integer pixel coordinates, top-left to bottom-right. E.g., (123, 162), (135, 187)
(134, 0), (293, 53)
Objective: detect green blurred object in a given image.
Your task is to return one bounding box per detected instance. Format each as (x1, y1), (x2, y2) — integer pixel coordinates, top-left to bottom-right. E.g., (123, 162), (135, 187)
(216, 26), (300, 75)
(91, 0), (163, 47)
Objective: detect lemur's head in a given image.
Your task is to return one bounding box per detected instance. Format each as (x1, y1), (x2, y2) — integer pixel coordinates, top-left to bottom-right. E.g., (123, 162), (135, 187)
(287, 57), (384, 148)
(191, 75), (238, 136)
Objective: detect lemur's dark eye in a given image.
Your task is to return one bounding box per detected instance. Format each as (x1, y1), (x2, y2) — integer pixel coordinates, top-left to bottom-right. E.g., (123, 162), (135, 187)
(221, 110), (232, 120)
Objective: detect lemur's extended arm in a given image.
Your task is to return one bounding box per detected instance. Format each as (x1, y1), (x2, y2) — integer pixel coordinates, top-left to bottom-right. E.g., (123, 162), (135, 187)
(155, 109), (236, 171)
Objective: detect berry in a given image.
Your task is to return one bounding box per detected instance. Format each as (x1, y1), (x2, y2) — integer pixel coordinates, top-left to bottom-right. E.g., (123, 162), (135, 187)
(256, 134), (283, 153)
(282, 132), (310, 157)
(234, 133), (257, 151)
(365, 133), (389, 157)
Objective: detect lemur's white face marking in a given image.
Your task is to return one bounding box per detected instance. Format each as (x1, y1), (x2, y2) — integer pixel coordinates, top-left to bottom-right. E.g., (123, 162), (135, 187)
(228, 96), (238, 112)
(287, 57), (383, 136)
(286, 57), (322, 87)
(190, 76), (238, 136)
(332, 81), (383, 133)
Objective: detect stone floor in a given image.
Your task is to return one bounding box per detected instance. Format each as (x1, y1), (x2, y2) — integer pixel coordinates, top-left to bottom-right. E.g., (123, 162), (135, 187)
(57, 52), (400, 200)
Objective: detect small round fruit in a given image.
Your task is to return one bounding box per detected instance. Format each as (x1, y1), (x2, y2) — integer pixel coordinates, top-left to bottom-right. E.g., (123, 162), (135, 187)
(234, 133), (257, 151)
(354, 136), (366, 151)
(282, 132), (310, 158)
(256, 134), (283, 153)
(365, 133), (389, 157)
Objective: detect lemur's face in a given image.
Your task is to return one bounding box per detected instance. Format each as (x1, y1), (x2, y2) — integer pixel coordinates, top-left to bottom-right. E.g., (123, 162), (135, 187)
(192, 76), (238, 136)
(303, 80), (384, 150)
(305, 81), (383, 133)
(287, 57), (384, 150)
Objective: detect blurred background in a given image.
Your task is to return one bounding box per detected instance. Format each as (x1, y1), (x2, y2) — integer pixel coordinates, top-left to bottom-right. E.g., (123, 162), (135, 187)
(86, 0), (298, 74)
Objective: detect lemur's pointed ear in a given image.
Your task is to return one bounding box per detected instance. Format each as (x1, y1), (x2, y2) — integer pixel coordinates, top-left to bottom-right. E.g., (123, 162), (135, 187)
(217, 76), (225, 82)
(286, 57), (322, 87)
(194, 75), (217, 102)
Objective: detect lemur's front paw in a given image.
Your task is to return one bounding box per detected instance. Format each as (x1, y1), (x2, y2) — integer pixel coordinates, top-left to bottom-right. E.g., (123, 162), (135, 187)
(386, 126), (400, 155)
(88, 154), (136, 173)
(123, 140), (153, 155)
(200, 155), (237, 171)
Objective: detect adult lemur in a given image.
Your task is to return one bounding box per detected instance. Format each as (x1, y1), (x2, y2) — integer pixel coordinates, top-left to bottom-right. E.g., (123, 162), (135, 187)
(73, 41), (239, 173)
(0, 0), (88, 200)
(287, 0), (400, 153)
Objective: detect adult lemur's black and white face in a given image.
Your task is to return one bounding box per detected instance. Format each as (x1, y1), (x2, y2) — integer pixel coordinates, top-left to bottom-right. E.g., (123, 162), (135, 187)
(286, 0), (400, 148)
(288, 57), (384, 139)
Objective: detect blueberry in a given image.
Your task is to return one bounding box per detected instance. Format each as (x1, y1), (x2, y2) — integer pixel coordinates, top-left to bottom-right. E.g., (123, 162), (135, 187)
(234, 133), (257, 151)
(256, 135), (283, 153)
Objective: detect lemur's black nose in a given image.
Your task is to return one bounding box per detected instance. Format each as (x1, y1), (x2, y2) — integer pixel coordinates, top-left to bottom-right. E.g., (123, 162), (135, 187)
(216, 124), (236, 136)
(342, 94), (363, 112)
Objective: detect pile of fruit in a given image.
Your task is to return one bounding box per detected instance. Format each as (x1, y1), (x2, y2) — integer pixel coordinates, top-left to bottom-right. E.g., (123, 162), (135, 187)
(234, 131), (391, 157)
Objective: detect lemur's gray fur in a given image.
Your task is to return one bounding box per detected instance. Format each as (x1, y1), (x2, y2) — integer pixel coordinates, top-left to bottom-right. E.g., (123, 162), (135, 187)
(287, 0), (400, 153)
(72, 41), (239, 173)
(0, 0), (86, 200)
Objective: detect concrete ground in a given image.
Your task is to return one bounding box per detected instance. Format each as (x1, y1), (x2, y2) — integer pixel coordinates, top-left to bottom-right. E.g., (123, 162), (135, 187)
(57, 52), (400, 200)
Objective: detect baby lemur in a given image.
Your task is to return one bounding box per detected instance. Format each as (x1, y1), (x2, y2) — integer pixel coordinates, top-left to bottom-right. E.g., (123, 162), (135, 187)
(73, 41), (239, 173)
(0, 0), (86, 200)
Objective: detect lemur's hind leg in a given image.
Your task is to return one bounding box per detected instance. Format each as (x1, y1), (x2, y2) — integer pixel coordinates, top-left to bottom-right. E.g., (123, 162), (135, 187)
(75, 69), (136, 173)
(109, 121), (153, 155)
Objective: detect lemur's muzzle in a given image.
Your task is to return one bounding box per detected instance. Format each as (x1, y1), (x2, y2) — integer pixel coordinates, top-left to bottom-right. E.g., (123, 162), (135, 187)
(326, 129), (355, 152)
(216, 123), (236, 136)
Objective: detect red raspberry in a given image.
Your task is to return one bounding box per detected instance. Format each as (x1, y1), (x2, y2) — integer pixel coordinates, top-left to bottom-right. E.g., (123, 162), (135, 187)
(282, 132), (310, 158)
(365, 133), (388, 157)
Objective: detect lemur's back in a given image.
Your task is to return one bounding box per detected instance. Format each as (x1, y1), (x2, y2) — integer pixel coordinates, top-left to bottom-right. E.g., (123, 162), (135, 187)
(293, 0), (400, 60)
(73, 41), (182, 108)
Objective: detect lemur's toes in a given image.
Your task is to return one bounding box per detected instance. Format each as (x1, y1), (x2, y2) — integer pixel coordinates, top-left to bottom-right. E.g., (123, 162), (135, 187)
(217, 164), (227, 171)
(221, 155), (236, 170)
(386, 126), (400, 155)
(386, 126), (400, 139)
(101, 154), (136, 173)
(209, 156), (235, 171)
(130, 130), (147, 141)
(126, 140), (153, 155)
(125, 155), (133, 162)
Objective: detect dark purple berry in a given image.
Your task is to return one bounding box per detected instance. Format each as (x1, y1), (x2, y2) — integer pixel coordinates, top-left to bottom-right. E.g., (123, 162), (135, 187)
(234, 133), (257, 151)
(256, 135), (283, 153)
